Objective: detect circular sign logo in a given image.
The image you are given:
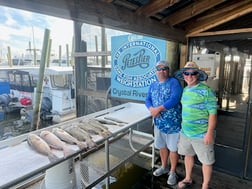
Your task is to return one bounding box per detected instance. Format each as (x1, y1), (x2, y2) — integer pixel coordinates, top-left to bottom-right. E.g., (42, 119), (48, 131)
(113, 39), (161, 88)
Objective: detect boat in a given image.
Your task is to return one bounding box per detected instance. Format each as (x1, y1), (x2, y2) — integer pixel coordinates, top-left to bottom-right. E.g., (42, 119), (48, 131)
(0, 66), (76, 122)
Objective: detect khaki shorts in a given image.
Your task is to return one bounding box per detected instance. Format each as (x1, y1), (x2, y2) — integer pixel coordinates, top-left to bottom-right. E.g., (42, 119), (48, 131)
(178, 133), (215, 165)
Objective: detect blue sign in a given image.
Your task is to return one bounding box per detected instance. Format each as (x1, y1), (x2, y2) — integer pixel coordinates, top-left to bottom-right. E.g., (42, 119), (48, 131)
(111, 34), (168, 101)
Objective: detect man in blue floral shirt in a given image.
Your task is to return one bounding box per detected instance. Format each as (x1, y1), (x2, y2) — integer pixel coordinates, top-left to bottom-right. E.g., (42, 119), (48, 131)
(145, 60), (182, 186)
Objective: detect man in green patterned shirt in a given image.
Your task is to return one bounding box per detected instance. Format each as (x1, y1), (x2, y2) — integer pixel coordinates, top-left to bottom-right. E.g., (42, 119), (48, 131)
(174, 61), (217, 189)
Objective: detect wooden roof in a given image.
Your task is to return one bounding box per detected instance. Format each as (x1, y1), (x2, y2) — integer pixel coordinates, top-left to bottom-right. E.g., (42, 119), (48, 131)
(0, 0), (252, 54)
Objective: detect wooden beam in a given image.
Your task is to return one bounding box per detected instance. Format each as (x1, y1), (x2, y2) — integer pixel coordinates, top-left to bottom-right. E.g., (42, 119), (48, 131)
(188, 0), (251, 22)
(112, 0), (139, 10)
(101, 0), (114, 3)
(136, 0), (179, 17)
(0, 0), (186, 43)
(187, 28), (252, 37)
(78, 89), (108, 98)
(186, 1), (252, 35)
(162, 0), (226, 26)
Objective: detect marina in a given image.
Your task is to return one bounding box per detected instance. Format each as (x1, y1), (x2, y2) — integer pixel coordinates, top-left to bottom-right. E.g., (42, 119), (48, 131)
(0, 1), (252, 189)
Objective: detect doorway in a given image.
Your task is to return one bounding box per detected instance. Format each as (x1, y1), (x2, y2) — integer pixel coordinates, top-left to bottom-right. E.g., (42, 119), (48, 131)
(189, 36), (252, 179)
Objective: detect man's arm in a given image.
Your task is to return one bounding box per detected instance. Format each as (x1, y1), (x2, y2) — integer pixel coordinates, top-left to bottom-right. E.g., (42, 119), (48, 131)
(204, 114), (217, 145)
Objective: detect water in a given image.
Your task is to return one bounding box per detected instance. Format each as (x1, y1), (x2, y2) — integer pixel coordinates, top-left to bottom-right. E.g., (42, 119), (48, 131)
(86, 162), (154, 189)
(0, 110), (27, 140)
(109, 163), (149, 189)
(0, 110), (53, 141)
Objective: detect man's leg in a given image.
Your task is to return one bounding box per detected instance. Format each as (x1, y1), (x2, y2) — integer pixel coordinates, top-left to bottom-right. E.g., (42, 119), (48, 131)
(169, 151), (178, 172)
(184, 155), (194, 182)
(160, 147), (169, 168)
(167, 151), (179, 185)
(178, 155), (194, 188)
(202, 164), (212, 189)
(153, 147), (169, 176)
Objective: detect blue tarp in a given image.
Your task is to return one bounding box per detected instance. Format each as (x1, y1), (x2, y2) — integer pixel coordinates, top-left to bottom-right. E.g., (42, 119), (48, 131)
(0, 82), (10, 95)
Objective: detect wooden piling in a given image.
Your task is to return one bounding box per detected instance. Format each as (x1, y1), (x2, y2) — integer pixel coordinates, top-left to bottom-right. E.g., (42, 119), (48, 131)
(31, 29), (50, 131)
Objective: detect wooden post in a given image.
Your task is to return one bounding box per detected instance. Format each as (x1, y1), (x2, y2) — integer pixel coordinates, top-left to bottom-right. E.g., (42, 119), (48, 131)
(95, 35), (98, 64)
(71, 36), (75, 66)
(31, 29), (50, 131)
(166, 41), (179, 75)
(74, 21), (87, 117)
(101, 27), (106, 76)
(59, 45), (62, 66)
(46, 39), (52, 67)
(7, 46), (12, 67)
(66, 44), (69, 67)
(180, 44), (188, 68)
(33, 48), (37, 65)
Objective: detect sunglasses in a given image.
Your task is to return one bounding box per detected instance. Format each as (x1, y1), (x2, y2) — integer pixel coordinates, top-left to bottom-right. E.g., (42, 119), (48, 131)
(156, 67), (169, 71)
(183, 71), (198, 76)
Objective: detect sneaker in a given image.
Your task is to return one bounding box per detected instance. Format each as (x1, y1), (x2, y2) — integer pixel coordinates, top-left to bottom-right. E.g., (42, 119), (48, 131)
(167, 171), (177, 185)
(153, 167), (169, 176)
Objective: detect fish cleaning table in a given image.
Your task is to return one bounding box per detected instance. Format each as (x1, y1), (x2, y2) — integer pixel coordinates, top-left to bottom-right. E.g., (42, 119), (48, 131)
(0, 102), (154, 189)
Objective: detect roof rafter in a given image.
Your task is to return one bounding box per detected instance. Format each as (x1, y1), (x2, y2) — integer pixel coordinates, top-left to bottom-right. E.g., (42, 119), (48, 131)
(187, 28), (252, 37)
(136, 0), (180, 17)
(162, 0), (226, 26)
(186, 0), (252, 35)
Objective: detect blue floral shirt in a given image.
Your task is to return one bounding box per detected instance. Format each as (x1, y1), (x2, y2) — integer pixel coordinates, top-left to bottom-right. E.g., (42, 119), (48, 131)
(145, 77), (182, 134)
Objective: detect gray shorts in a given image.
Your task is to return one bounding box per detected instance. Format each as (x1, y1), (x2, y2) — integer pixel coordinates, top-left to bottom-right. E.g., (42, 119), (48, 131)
(178, 133), (215, 165)
(154, 126), (179, 152)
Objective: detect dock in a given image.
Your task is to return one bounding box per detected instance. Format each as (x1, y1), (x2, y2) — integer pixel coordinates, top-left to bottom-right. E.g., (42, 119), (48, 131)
(15, 147), (252, 189)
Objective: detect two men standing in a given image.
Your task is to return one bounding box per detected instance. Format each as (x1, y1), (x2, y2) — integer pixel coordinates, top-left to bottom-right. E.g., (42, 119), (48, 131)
(146, 60), (217, 189)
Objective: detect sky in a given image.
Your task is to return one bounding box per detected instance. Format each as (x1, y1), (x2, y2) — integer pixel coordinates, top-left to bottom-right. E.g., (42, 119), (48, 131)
(0, 5), (74, 59)
(0, 5), (130, 61)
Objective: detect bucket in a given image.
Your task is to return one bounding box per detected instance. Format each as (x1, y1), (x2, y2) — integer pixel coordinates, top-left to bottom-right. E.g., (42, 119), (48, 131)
(44, 158), (76, 189)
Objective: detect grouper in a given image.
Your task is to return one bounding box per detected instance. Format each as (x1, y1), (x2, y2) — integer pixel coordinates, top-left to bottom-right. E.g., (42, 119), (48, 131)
(27, 133), (58, 162)
(52, 127), (88, 151)
(40, 130), (75, 158)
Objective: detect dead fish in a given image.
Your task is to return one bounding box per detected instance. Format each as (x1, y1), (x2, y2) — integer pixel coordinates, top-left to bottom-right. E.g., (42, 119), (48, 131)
(78, 122), (109, 138)
(89, 119), (110, 131)
(27, 133), (58, 162)
(95, 118), (124, 126)
(79, 119), (112, 138)
(64, 126), (96, 149)
(89, 119), (112, 136)
(40, 130), (75, 158)
(52, 127), (88, 150)
(78, 123), (99, 135)
(104, 116), (128, 124)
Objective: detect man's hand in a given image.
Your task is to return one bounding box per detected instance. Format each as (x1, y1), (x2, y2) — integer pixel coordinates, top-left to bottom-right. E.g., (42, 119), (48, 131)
(204, 132), (214, 145)
(149, 106), (162, 117)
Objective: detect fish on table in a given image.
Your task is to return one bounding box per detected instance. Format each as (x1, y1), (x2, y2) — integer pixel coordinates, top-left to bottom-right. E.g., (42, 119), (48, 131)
(78, 122), (110, 138)
(104, 116), (128, 124)
(95, 118), (125, 126)
(40, 130), (75, 158)
(79, 119), (112, 137)
(64, 126), (97, 149)
(88, 119), (111, 132)
(52, 127), (88, 151)
(27, 133), (58, 162)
